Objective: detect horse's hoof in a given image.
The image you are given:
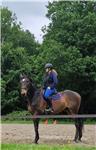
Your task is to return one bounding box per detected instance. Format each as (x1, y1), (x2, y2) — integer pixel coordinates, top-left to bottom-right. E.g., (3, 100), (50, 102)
(78, 139), (82, 142)
(34, 142), (38, 144)
(75, 141), (79, 143)
(34, 140), (38, 144)
(73, 139), (78, 143)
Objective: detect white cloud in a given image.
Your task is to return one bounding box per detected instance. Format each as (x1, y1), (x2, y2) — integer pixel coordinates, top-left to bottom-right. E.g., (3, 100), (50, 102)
(2, 1), (51, 43)
(20, 15), (50, 43)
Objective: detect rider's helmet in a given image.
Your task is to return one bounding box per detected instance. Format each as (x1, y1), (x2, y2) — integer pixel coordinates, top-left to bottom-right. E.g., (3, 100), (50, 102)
(45, 63), (53, 69)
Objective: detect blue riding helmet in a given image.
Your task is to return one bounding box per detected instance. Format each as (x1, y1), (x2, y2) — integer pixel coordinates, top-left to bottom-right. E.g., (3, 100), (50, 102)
(45, 63), (53, 69)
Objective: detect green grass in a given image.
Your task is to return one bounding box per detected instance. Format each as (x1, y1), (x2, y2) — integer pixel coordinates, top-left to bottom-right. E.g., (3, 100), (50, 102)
(1, 144), (96, 150)
(1, 119), (75, 124)
(1, 111), (96, 124)
(1, 120), (33, 124)
(1, 119), (96, 125)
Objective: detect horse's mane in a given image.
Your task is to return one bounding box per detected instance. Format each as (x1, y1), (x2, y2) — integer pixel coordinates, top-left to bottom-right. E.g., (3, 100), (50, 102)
(26, 77), (41, 106)
(24, 76), (37, 100)
(32, 89), (41, 107)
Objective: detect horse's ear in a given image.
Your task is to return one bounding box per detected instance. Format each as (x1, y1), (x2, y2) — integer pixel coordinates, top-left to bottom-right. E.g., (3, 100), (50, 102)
(29, 77), (33, 82)
(20, 74), (23, 80)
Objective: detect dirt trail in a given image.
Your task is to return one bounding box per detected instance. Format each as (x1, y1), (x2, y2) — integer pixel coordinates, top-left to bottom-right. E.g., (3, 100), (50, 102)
(1, 124), (96, 146)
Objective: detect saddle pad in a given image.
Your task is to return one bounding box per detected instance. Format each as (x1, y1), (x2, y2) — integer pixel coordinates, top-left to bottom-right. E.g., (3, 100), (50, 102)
(52, 93), (61, 100)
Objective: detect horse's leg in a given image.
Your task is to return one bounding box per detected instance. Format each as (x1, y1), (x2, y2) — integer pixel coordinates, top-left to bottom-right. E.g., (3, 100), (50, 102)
(33, 118), (40, 144)
(67, 108), (81, 142)
(65, 108), (79, 142)
(78, 118), (84, 141)
(78, 126), (82, 141)
(74, 118), (84, 142)
(74, 118), (79, 142)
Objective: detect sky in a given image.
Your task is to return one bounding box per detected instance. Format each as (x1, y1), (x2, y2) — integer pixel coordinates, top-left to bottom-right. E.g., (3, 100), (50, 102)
(2, 0), (53, 43)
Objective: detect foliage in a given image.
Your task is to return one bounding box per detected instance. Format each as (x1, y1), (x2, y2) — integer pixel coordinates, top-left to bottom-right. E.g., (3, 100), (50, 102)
(1, 2), (96, 114)
(1, 111), (96, 124)
(40, 1), (96, 113)
(1, 7), (39, 114)
(1, 111), (31, 121)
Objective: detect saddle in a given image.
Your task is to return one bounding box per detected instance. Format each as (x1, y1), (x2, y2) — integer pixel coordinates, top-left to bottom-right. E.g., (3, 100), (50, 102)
(51, 92), (61, 100)
(43, 90), (61, 102)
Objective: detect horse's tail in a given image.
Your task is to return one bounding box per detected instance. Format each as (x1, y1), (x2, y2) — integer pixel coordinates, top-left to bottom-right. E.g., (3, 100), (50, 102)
(77, 96), (85, 130)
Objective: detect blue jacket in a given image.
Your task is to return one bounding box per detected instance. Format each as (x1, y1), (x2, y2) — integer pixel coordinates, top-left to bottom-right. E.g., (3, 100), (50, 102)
(43, 70), (58, 89)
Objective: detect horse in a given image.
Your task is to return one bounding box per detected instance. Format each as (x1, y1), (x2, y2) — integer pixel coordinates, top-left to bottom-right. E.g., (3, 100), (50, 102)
(20, 74), (84, 144)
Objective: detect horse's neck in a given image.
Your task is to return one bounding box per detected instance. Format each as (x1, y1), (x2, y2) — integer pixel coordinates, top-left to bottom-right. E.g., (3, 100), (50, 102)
(27, 85), (35, 100)
(27, 87), (45, 113)
(26, 86), (36, 112)
(35, 89), (46, 111)
(31, 89), (41, 106)
(27, 86), (37, 112)
(32, 89), (45, 110)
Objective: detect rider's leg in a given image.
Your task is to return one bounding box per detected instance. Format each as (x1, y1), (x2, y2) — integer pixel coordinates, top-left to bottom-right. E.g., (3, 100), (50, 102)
(44, 88), (55, 98)
(44, 88), (55, 111)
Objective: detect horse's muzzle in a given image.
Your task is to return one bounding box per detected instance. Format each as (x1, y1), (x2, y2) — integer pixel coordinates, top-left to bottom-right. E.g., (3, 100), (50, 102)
(21, 89), (27, 96)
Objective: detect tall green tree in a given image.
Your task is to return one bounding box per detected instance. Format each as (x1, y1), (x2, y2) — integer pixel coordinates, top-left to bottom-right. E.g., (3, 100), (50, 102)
(37, 1), (96, 113)
(1, 8), (39, 114)
(44, 1), (96, 56)
(1, 2), (96, 114)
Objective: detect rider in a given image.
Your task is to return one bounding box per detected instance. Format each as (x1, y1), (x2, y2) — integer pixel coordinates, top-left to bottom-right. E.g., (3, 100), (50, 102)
(43, 63), (58, 112)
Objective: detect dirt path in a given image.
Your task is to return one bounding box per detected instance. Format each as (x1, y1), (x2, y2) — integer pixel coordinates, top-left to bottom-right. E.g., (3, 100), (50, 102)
(1, 124), (96, 146)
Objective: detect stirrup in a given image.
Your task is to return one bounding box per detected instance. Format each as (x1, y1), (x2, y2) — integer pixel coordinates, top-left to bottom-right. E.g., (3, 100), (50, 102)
(44, 108), (53, 114)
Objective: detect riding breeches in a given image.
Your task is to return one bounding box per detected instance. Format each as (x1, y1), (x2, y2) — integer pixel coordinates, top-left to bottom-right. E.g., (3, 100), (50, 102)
(43, 87), (56, 99)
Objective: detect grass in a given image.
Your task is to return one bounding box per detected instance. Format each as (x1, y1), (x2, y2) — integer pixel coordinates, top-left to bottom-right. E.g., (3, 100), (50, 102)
(1, 144), (96, 150)
(1, 120), (39, 124)
(1, 120), (33, 124)
(1, 119), (75, 124)
(1, 111), (96, 124)
(1, 118), (96, 125)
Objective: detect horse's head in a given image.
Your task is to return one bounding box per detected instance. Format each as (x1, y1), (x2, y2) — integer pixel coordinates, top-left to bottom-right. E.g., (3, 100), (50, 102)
(20, 74), (33, 97)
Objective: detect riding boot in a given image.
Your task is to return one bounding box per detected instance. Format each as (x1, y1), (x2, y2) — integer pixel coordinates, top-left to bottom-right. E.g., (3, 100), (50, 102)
(45, 97), (53, 113)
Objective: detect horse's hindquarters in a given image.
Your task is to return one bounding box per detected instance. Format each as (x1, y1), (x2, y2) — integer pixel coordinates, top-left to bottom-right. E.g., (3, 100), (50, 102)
(52, 99), (66, 113)
(52, 90), (81, 114)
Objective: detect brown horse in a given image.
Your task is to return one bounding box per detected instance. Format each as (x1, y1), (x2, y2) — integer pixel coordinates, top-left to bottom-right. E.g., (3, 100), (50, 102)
(20, 74), (83, 144)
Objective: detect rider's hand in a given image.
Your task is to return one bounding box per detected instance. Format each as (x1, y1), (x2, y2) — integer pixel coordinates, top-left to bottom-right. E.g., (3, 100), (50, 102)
(48, 87), (51, 89)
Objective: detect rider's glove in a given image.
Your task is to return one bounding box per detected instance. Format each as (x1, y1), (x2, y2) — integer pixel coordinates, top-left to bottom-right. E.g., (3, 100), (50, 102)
(48, 87), (51, 89)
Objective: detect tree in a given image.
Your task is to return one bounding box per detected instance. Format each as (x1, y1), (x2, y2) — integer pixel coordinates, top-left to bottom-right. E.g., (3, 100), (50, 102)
(44, 1), (96, 56)
(2, 2), (96, 114)
(1, 7), (39, 114)
(39, 1), (96, 113)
